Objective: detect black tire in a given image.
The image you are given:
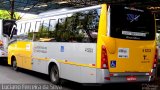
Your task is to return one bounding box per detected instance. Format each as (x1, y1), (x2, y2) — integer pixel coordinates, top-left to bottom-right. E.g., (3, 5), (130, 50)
(50, 65), (61, 85)
(12, 58), (18, 71)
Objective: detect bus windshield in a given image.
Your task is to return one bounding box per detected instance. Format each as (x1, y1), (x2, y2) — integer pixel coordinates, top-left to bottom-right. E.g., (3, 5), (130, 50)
(110, 5), (155, 40)
(3, 20), (16, 37)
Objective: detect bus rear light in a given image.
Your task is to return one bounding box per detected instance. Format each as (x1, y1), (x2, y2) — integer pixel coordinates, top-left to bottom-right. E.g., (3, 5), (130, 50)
(104, 77), (110, 80)
(153, 49), (158, 68)
(109, 73), (118, 76)
(109, 73), (113, 76)
(101, 45), (108, 69)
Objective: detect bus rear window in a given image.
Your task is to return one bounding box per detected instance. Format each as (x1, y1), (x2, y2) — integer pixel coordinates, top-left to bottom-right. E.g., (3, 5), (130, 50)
(110, 5), (155, 40)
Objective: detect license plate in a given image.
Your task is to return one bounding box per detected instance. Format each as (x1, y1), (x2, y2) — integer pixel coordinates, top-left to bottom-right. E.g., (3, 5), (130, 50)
(126, 76), (137, 81)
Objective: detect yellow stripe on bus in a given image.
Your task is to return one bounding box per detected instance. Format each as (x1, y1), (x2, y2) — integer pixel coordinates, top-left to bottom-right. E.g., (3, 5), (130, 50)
(32, 57), (50, 61)
(57, 60), (96, 68)
(32, 57), (96, 68)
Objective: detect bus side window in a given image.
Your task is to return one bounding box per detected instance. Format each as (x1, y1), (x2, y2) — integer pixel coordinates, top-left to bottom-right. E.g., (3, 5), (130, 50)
(48, 19), (57, 42)
(35, 21), (41, 32)
(38, 20), (49, 42)
(25, 22), (31, 33)
(17, 23), (22, 35)
(27, 21), (41, 41)
(51, 9), (100, 43)
(20, 23), (25, 35)
(3, 20), (16, 37)
(30, 21), (36, 32)
(54, 18), (67, 42)
(32, 19), (56, 42)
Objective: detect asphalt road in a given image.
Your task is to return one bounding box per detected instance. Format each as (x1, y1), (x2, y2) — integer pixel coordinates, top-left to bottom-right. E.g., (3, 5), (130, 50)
(0, 61), (159, 90)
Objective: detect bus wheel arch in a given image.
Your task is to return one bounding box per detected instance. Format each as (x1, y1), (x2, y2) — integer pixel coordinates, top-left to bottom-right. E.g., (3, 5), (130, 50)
(11, 56), (18, 71)
(48, 62), (61, 85)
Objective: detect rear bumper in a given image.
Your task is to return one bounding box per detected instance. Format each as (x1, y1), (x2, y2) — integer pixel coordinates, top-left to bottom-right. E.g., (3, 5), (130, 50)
(96, 69), (155, 84)
(109, 76), (150, 83)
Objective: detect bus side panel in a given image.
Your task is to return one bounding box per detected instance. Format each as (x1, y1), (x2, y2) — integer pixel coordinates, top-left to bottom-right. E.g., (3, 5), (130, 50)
(32, 42), (97, 83)
(8, 41), (33, 70)
(59, 63), (82, 82)
(17, 41), (32, 70)
(32, 58), (48, 74)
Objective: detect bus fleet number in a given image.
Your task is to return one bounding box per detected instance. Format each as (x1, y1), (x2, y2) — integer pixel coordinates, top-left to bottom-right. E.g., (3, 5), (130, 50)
(85, 48), (93, 53)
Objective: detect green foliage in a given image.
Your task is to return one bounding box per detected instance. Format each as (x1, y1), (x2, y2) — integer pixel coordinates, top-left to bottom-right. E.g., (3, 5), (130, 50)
(0, 10), (21, 20)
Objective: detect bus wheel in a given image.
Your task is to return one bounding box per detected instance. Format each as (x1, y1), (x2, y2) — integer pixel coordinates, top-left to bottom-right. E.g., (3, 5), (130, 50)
(50, 65), (61, 85)
(12, 59), (18, 71)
